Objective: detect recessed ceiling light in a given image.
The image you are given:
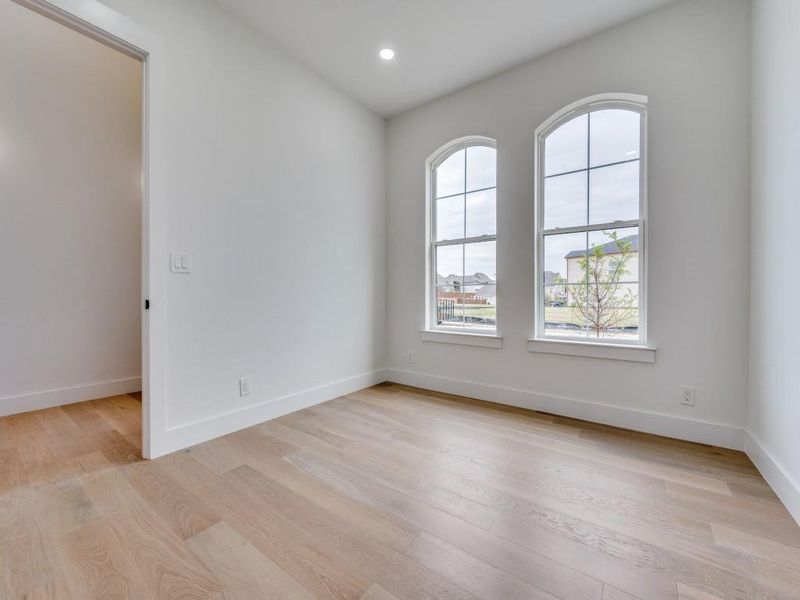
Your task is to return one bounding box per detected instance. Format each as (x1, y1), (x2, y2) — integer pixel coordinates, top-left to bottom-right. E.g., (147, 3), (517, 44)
(379, 48), (395, 61)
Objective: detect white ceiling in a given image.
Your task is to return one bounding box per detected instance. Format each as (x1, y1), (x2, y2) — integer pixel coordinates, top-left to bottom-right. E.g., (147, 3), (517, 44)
(213, 0), (678, 117)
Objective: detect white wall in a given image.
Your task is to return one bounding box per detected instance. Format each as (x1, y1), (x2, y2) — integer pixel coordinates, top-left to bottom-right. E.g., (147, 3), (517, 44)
(93, 0), (386, 450)
(747, 0), (800, 522)
(13, 0), (793, 493)
(0, 0), (143, 414)
(386, 0), (752, 448)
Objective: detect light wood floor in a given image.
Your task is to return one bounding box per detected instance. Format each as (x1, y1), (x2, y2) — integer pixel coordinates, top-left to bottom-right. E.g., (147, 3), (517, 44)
(1, 384), (799, 600)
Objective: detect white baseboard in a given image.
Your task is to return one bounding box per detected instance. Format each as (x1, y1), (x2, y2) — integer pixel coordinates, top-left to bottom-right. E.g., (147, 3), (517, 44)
(0, 377), (142, 417)
(159, 369), (387, 456)
(745, 432), (800, 524)
(385, 368), (745, 450)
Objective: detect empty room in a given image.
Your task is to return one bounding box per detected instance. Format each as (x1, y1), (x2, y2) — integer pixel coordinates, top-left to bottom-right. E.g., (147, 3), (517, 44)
(0, 0), (798, 598)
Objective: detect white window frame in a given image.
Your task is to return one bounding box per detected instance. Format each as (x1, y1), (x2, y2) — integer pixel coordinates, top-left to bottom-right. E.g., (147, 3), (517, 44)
(533, 93), (649, 348)
(425, 135), (499, 337)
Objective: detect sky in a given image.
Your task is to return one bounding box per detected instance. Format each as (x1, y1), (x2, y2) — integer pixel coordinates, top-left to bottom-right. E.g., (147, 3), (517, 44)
(434, 109), (640, 281)
(435, 146), (497, 280)
(542, 108), (640, 278)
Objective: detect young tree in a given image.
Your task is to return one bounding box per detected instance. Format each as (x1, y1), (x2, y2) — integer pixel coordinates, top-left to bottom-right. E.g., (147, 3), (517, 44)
(571, 231), (638, 337)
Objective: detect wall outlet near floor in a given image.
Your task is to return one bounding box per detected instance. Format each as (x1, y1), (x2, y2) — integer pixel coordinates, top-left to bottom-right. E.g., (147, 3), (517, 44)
(681, 385), (695, 406)
(406, 351), (414, 365)
(239, 377), (251, 397)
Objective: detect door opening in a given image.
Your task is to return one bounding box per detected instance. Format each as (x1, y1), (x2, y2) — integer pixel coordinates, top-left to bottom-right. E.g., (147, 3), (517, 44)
(2, 0), (151, 456)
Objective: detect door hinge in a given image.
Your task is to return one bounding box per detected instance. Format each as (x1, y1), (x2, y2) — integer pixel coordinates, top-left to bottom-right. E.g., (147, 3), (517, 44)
(145, 299), (150, 310)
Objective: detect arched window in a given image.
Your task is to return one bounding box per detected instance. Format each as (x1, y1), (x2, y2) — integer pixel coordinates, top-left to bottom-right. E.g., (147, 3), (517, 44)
(427, 137), (497, 333)
(535, 94), (647, 344)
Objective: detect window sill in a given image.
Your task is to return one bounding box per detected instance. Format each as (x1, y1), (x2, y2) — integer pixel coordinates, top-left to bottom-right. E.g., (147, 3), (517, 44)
(421, 330), (503, 349)
(527, 338), (655, 363)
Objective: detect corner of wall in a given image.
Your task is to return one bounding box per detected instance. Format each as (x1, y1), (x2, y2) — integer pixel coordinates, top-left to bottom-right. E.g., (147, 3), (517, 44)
(153, 369), (389, 458)
(743, 0), (800, 526)
(385, 368), (746, 451)
(745, 432), (800, 524)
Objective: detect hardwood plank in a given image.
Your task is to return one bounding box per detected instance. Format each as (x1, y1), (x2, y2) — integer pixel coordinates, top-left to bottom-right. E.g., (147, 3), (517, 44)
(2, 388), (799, 600)
(160, 451), (368, 600)
(235, 450), (416, 547)
(34, 407), (83, 442)
(261, 420), (351, 457)
(92, 395), (142, 448)
(2, 411), (53, 461)
(61, 401), (114, 435)
(676, 582), (725, 600)
(664, 482), (800, 547)
(185, 436), (249, 474)
(109, 510), (222, 599)
(225, 463), (481, 600)
(278, 411), (353, 448)
(283, 450), (647, 599)
(25, 578), (76, 600)
(359, 394), (732, 495)
(710, 523), (800, 569)
(602, 584), (641, 600)
(404, 532), (563, 600)
(0, 446), (27, 494)
(359, 583), (403, 600)
(342, 389), (583, 441)
(27, 487), (88, 600)
(225, 425), (299, 459)
(186, 521), (317, 600)
(125, 461), (221, 540)
(311, 426), (757, 580)
(32, 476), (100, 538)
(754, 558), (800, 596)
(0, 487), (55, 597)
(60, 517), (154, 600)
(91, 429), (141, 466)
(288, 408), (740, 569)
(284, 440), (792, 599)
(77, 459), (223, 598)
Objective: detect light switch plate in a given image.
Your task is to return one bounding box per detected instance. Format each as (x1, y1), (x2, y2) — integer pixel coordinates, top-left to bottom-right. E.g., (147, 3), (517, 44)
(170, 252), (192, 274)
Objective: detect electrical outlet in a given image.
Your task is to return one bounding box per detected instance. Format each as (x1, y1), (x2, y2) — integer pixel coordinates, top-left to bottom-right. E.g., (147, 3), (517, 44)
(681, 385), (695, 406)
(239, 377), (251, 397)
(406, 351), (414, 365)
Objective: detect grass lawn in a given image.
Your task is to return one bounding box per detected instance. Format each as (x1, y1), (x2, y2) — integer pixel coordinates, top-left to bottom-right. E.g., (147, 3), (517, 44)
(463, 305), (497, 319)
(545, 306), (639, 329)
(444, 305), (637, 330)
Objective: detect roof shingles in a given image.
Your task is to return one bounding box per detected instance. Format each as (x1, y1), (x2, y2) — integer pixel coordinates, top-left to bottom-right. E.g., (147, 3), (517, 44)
(565, 234), (639, 258)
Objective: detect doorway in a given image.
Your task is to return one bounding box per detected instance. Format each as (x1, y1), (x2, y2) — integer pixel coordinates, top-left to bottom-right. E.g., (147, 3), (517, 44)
(1, 0), (151, 455)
